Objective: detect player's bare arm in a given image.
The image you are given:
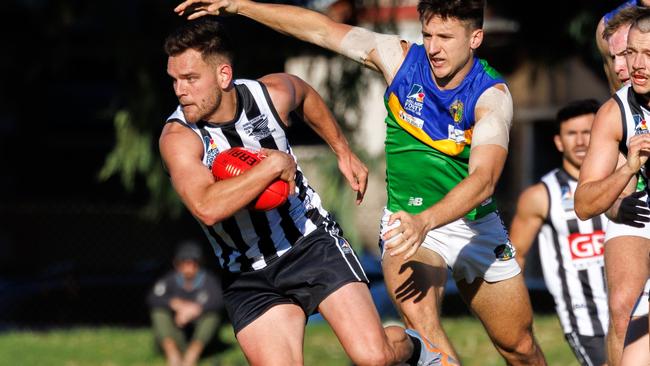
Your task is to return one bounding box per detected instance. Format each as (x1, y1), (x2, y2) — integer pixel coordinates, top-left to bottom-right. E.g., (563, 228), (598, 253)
(261, 72), (369, 203)
(159, 123), (296, 225)
(174, 0), (407, 82)
(575, 99), (646, 219)
(509, 183), (549, 269)
(383, 84), (512, 258)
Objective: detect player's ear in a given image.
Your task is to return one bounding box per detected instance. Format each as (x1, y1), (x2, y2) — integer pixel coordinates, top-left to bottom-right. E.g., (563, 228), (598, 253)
(216, 63), (233, 89)
(469, 28), (483, 50)
(553, 134), (565, 153)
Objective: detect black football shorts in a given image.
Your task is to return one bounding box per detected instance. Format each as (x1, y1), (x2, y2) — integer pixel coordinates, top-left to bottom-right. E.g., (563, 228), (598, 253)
(223, 225), (369, 334)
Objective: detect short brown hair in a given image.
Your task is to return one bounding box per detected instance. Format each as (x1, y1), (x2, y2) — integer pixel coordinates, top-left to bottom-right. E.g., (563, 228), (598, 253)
(164, 18), (233, 63)
(603, 6), (645, 41)
(417, 0), (484, 29)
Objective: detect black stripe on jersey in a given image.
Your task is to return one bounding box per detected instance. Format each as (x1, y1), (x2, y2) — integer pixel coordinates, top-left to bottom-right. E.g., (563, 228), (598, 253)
(541, 182), (552, 224)
(260, 82), (289, 131)
(277, 204), (303, 245)
(592, 215), (603, 231)
(578, 269), (605, 336)
(240, 84), (280, 150)
(206, 225), (234, 270)
(550, 224), (580, 333)
(222, 125), (244, 147)
(221, 218), (253, 270)
(615, 92), (628, 156)
(248, 210), (279, 263)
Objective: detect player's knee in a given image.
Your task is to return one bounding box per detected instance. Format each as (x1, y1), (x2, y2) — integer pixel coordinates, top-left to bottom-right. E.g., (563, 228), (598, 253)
(609, 294), (635, 331)
(348, 346), (393, 366)
(495, 330), (539, 361)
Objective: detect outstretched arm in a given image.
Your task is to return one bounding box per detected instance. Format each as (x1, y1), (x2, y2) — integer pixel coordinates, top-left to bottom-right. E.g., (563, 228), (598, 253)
(159, 123), (296, 225)
(174, 0), (407, 82)
(261, 73), (368, 203)
(509, 184), (549, 270)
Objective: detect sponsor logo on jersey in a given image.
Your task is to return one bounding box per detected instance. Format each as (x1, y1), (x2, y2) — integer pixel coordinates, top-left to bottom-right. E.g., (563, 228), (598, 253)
(494, 243), (516, 261)
(203, 136), (219, 168)
(634, 114), (649, 135)
(449, 100), (464, 123)
(404, 84), (425, 115)
(447, 125), (466, 143)
(243, 114), (275, 140)
(399, 110), (424, 129)
(567, 231), (605, 260)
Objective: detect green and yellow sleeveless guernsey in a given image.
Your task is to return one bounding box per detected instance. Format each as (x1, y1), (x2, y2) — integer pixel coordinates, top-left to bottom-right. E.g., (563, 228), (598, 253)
(384, 45), (505, 219)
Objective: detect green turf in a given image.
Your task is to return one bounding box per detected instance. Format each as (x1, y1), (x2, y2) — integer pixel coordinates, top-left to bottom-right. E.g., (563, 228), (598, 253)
(0, 315), (578, 365)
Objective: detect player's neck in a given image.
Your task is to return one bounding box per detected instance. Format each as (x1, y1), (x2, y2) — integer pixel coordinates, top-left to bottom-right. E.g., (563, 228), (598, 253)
(562, 160), (580, 180)
(204, 88), (238, 124)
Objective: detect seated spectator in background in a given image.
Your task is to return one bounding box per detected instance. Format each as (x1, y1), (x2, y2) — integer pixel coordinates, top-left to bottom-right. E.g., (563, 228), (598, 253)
(148, 240), (224, 366)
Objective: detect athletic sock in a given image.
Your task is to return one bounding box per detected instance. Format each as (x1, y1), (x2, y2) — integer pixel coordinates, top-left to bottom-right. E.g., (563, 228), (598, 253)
(405, 334), (422, 366)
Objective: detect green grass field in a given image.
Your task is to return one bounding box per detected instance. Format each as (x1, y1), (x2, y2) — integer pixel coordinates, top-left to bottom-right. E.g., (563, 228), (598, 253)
(0, 315), (579, 366)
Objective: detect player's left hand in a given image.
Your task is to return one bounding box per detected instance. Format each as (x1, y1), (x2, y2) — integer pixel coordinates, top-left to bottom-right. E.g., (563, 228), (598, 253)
(383, 211), (429, 259)
(174, 0), (240, 20)
(615, 190), (650, 227)
(337, 151), (368, 205)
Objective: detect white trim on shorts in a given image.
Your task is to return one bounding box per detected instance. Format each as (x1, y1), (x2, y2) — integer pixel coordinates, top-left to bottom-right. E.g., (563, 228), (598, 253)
(379, 208), (521, 283)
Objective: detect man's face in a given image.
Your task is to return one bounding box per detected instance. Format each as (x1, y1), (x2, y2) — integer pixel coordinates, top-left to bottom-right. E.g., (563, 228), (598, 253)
(176, 259), (200, 281)
(167, 48), (222, 123)
(421, 15), (480, 85)
(555, 114), (594, 169)
(626, 27), (650, 95)
(608, 24), (632, 87)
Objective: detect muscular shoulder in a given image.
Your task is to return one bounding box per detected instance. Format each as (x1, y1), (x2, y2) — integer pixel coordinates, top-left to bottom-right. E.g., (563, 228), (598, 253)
(159, 121), (204, 164)
(516, 182), (549, 220)
(593, 97), (623, 141)
(258, 73), (300, 121)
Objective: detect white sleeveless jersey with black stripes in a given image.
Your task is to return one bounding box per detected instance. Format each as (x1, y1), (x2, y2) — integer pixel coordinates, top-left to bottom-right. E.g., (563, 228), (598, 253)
(538, 168), (609, 336)
(614, 83), (650, 183)
(166, 79), (336, 273)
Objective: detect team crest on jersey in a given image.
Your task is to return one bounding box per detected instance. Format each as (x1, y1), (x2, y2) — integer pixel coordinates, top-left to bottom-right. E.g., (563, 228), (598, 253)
(494, 243), (516, 261)
(449, 100), (464, 123)
(634, 114), (649, 135)
(243, 114), (275, 141)
(560, 185), (574, 211)
(203, 136), (219, 167)
(404, 84), (425, 115)
(338, 238), (353, 254)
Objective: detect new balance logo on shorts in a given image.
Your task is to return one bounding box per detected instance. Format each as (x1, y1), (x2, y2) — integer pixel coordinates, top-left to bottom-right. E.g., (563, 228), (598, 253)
(408, 197), (423, 206)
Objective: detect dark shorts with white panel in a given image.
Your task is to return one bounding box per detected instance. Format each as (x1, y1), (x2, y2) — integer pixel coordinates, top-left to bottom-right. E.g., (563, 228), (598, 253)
(222, 225), (368, 334)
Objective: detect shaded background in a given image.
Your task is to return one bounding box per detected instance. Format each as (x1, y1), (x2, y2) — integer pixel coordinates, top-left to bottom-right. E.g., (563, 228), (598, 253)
(0, 0), (623, 327)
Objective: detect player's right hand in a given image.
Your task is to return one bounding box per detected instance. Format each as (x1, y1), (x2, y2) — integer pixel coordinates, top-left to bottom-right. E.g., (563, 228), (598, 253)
(626, 133), (650, 173)
(174, 0), (240, 19)
(259, 148), (297, 194)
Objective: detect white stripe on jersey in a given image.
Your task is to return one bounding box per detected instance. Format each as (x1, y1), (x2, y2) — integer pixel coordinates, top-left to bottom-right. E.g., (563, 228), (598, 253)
(166, 79), (335, 273)
(539, 168), (609, 336)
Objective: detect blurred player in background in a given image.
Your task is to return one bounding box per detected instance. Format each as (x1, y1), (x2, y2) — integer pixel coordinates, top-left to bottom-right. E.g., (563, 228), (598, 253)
(159, 18), (452, 366)
(173, 0), (547, 363)
(148, 241), (224, 366)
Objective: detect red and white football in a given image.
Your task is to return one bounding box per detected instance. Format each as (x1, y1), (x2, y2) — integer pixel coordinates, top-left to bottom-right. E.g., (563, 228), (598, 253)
(211, 147), (290, 211)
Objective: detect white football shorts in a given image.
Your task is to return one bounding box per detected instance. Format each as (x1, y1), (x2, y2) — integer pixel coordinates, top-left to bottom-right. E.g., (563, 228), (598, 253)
(379, 208), (521, 283)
